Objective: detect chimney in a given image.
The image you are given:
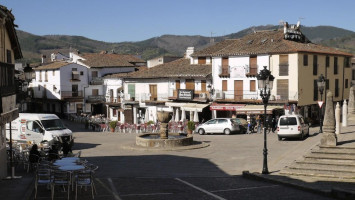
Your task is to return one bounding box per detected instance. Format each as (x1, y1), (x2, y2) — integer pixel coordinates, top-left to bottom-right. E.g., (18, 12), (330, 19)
(185, 47), (194, 59)
(283, 22), (289, 34)
(41, 54), (46, 64)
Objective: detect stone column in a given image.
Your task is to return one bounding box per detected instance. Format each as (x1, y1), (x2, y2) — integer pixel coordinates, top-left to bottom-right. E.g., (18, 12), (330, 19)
(342, 100), (348, 127)
(320, 91), (337, 146)
(335, 102), (341, 134)
(348, 86), (355, 120)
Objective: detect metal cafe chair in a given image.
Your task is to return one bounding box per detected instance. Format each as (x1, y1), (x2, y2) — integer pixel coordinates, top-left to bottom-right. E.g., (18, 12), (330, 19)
(51, 170), (71, 200)
(75, 170), (95, 200)
(34, 168), (51, 199)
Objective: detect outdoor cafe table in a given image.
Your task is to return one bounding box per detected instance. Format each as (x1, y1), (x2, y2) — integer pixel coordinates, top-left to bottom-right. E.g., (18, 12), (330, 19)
(58, 165), (85, 171)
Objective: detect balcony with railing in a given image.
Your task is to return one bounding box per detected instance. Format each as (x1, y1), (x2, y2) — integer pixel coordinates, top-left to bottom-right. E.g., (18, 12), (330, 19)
(90, 77), (104, 85)
(87, 95), (105, 103)
(246, 66), (258, 76)
(61, 91), (83, 99)
(219, 66), (230, 77)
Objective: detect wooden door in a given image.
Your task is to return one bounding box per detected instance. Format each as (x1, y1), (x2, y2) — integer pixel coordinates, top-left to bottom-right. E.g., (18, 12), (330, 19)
(250, 80), (256, 92)
(72, 85), (78, 97)
(149, 85), (157, 101)
(174, 80), (180, 97)
(222, 80), (227, 91)
(234, 80), (243, 100)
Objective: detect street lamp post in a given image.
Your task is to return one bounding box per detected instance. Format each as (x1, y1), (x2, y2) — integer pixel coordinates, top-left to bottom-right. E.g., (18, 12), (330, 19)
(23, 64), (34, 112)
(257, 66), (275, 175)
(317, 74), (325, 133)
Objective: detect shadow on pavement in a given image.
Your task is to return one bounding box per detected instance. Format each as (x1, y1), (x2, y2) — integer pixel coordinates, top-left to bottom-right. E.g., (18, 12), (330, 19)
(72, 142), (100, 150)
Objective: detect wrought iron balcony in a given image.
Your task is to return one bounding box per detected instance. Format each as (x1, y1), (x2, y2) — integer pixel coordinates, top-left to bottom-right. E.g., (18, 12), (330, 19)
(90, 77), (104, 85)
(61, 91), (83, 99)
(87, 95), (105, 103)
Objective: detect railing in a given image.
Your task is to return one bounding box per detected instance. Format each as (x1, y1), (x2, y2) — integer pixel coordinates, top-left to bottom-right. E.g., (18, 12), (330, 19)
(61, 91), (83, 98)
(87, 95), (105, 103)
(219, 67), (230, 76)
(247, 67), (258, 75)
(90, 77), (104, 85)
(0, 62), (15, 97)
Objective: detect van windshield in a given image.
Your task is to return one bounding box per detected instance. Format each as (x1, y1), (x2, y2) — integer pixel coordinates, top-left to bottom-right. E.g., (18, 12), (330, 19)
(41, 119), (66, 131)
(280, 117), (297, 126)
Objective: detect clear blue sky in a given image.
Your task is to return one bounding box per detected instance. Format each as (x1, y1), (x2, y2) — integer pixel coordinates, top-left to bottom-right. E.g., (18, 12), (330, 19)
(2, 0), (355, 43)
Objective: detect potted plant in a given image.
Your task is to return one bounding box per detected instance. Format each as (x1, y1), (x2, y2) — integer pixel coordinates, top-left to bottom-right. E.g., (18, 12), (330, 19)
(187, 121), (195, 136)
(109, 121), (117, 132)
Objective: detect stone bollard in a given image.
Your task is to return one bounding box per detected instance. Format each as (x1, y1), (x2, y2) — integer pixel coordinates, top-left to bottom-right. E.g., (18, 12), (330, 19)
(348, 86), (355, 120)
(335, 102), (341, 134)
(342, 100), (348, 127)
(320, 91), (337, 146)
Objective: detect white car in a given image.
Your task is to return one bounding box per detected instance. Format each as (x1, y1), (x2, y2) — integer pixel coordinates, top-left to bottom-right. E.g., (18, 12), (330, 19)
(277, 114), (309, 140)
(195, 118), (241, 135)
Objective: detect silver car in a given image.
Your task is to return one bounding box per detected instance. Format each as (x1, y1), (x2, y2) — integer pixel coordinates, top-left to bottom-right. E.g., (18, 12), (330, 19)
(195, 118), (240, 135)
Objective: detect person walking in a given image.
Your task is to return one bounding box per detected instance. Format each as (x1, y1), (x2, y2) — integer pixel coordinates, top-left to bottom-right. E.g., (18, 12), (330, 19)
(247, 122), (251, 134)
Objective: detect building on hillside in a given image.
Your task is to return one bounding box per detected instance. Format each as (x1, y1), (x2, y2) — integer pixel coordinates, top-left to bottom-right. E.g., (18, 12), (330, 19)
(191, 22), (353, 123)
(107, 48), (212, 124)
(69, 51), (146, 115)
(147, 55), (182, 68)
(0, 5), (22, 178)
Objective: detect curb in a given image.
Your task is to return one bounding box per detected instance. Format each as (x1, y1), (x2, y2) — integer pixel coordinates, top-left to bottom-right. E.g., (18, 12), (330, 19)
(121, 141), (210, 151)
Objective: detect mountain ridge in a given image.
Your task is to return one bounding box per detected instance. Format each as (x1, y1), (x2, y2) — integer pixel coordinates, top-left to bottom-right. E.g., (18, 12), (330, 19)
(16, 24), (355, 64)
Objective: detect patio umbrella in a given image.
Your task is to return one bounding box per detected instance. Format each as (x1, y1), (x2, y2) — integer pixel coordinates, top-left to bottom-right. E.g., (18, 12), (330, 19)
(193, 109), (199, 122)
(180, 109), (186, 121)
(175, 108), (180, 122)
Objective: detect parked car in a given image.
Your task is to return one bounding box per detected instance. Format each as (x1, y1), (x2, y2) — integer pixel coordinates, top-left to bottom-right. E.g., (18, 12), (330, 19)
(277, 114), (309, 140)
(195, 118), (242, 135)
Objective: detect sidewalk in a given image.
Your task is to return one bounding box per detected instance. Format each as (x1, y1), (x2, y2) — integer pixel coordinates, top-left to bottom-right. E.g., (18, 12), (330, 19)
(244, 118), (355, 199)
(0, 164), (34, 200)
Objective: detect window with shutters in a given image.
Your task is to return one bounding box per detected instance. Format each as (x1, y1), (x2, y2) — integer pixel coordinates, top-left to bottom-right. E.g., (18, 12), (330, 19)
(186, 79), (195, 90)
(313, 80), (318, 101)
(335, 79), (339, 97)
(279, 55), (288, 76)
(128, 84), (135, 99)
(220, 57), (229, 76)
(45, 70), (48, 82)
(176, 80), (180, 90)
(92, 71), (98, 78)
(277, 79), (288, 100)
(222, 80), (227, 91)
(249, 56), (257, 75)
(303, 54), (308, 66)
(198, 57), (206, 64)
(201, 80), (206, 92)
(149, 85), (157, 101)
(250, 80), (256, 92)
(92, 89), (98, 96)
(334, 57), (338, 74)
(345, 57), (350, 68)
(326, 56), (330, 67)
(345, 79), (349, 88)
(6, 50), (11, 64)
(313, 55), (318, 75)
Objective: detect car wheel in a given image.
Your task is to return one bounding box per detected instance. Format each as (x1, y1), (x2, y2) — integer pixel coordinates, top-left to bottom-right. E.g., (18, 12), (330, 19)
(198, 128), (205, 135)
(224, 128), (231, 135)
(278, 136), (282, 141)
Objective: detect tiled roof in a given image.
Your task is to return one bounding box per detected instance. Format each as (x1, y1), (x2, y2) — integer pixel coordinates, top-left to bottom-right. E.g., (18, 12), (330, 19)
(34, 62), (71, 70)
(192, 30), (353, 57)
(77, 53), (146, 68)
(106, 58), (211, 79)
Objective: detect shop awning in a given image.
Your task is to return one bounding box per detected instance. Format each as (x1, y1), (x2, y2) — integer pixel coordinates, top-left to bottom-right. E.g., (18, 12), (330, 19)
(165, 102), (187, 107)
(235, 105), (284, 115)
(210, 103), (245, 111)
(181, 103), (209, 112)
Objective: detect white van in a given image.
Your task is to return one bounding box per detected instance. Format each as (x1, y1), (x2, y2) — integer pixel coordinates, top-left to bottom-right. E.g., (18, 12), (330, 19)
(6, 113), (73, 146)
(277, 114), (309, 141)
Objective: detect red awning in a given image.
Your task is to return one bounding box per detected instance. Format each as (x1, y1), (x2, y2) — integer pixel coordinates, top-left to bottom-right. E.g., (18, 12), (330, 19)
(210, 103), (245, 111)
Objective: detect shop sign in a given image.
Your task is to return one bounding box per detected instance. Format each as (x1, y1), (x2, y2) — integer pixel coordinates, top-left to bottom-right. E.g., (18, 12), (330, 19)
(178, 89), (194, 100)
(210, 104), (245, 111)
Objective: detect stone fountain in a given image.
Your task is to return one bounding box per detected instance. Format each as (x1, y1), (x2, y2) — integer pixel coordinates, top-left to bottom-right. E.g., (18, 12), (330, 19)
(136, 111), (193, 148)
